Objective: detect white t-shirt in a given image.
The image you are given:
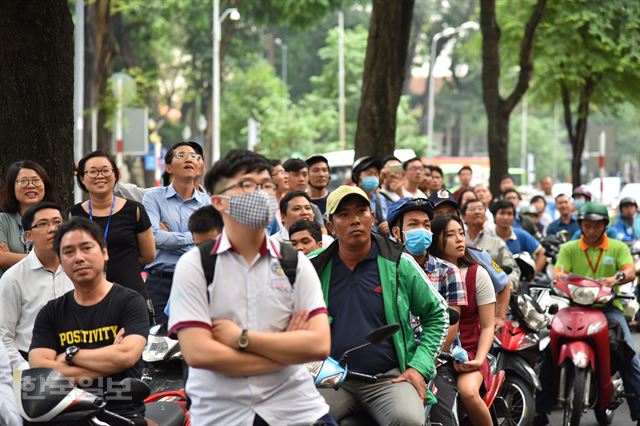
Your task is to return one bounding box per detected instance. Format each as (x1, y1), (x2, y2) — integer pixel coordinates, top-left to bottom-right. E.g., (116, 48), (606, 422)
(403, 188), (428, 199)
(168, 231), (329, 425)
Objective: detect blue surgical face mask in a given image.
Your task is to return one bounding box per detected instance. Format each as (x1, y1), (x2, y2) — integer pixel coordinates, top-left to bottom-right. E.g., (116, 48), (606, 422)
(573, 198), (585, 209)
(404, 228), (433, 255)
(361, 176), (379, 192)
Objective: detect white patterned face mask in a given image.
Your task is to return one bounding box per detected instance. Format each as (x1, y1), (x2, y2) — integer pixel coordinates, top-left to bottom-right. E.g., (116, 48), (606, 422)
(221, 190), (278, 229)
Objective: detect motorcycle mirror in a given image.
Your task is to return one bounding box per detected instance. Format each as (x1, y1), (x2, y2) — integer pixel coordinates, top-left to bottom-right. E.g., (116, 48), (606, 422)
(548, 304), (559, 315)
(339, 324), (401, 366)
(366, 323), (400, 345)
(448, 308), (460, 326)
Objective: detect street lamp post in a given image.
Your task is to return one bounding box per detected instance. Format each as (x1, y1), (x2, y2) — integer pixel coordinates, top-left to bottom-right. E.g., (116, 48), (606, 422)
(212, 1), (240, 164)
(426, 21), (479, 157)
(274, 37), (288, 87)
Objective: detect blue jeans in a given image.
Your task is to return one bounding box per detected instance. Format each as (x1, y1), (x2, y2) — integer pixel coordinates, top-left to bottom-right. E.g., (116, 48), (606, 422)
(536, 307), (640, 419)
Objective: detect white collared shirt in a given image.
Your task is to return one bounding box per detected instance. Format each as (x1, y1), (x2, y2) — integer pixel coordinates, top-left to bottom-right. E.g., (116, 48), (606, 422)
(168, 230), (329, 425)
(0, 251), (73, 370)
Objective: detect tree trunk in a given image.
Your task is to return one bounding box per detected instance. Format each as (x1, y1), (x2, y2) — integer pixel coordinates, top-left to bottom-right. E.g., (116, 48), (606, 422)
(0, 0), (74, 206)
(355, 0), (415, 159)
(84, 0), (116, 155)
(480, 0), (547, 197)
(561, 79), (595, 188)
(402, 8), (424, 95)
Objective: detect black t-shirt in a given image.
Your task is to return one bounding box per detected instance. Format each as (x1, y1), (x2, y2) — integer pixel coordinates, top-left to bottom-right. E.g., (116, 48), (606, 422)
(30, 284), (150, 417)
(68, 200), (151, 297)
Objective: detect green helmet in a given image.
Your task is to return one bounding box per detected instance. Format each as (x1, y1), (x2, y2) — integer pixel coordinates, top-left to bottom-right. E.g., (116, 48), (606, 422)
(577, 202), (609, 224)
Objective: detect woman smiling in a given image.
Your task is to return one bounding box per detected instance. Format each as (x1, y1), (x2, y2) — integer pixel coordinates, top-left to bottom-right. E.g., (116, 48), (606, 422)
(68, 151), (155, 298)
(0, 160), (58, 277)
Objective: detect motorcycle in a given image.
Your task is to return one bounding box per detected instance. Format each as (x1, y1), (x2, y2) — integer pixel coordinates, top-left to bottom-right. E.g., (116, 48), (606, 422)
(15, 367), (188, 425)
(494, 292), (548, 426)
(142, 323), (185, 394)
(549, 274), (635, 426)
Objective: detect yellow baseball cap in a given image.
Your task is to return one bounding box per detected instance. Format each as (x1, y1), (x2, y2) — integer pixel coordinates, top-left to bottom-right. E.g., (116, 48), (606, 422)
(326, 185), (370, 217)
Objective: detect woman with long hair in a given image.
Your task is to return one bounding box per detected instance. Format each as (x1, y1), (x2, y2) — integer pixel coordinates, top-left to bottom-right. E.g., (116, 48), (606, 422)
(430, 215), (495, 426)
(0, 160), (58, 277)
(68, 151), (155, 297)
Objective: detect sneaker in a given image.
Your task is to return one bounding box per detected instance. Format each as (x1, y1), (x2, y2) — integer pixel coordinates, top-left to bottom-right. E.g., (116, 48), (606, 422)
(533, 413), (549, 426)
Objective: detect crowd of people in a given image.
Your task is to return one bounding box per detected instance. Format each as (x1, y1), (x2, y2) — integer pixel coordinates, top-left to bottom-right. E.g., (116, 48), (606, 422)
(0, 144), (639, 426)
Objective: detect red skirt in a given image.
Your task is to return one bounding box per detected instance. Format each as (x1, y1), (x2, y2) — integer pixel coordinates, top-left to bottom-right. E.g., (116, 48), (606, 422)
(465, 351), (492, 392)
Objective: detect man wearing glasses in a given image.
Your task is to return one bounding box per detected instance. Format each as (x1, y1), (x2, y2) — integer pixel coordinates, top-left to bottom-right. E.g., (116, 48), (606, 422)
(0, 202), (72, 370)
(168, 149), (335, 425)
(402, 157), (428, 199)
(142, 142), (210, 324)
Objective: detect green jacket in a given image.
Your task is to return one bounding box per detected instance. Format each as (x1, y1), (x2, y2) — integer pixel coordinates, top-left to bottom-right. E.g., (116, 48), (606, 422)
(308, 233), (449, 404)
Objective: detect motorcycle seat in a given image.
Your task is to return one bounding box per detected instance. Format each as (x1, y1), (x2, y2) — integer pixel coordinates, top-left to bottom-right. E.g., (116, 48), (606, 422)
(145, 401), (186, 426)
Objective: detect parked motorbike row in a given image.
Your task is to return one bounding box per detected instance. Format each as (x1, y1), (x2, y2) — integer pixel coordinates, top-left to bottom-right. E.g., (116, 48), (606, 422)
(13, 237), (640, 426)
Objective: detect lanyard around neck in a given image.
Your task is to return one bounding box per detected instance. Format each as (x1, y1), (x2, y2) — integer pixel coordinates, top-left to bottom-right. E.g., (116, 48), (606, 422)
(88, 197), (116, 240)
(584, 248), (604, 275)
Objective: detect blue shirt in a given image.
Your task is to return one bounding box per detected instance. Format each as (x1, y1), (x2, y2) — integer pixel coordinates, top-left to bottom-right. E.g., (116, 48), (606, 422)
(546, 216), (580, 237)
(505, 227), (541, 256)
(328, 242), (398, 375)
(609, 214), (640, 242)
(369, 191), (390, 234)
(142, 184), (210, 271)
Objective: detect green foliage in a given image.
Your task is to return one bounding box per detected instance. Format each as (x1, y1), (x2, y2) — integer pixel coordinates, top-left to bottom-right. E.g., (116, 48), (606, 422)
(531, 0), (640, 109)
(508, 109), (571, 180)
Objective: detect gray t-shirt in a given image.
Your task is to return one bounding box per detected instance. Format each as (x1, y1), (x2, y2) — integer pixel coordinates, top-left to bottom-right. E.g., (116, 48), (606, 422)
(0, 212), (29, 278)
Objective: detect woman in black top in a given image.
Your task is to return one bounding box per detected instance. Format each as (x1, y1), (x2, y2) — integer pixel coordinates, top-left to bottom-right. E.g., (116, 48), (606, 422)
(69, 151), (156, 296)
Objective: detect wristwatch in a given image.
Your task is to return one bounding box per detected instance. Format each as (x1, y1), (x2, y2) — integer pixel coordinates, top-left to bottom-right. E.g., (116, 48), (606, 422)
(65, 345), (79, 366)
(614, 271), (625, 283)
(237, 329), (249, 350)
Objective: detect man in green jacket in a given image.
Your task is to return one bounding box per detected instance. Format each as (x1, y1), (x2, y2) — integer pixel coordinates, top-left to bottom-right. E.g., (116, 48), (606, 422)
(309, 185), (448, 425)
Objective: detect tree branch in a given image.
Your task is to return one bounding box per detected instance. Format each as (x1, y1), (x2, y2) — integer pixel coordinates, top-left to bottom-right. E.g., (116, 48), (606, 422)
(503, 0), (548, 114)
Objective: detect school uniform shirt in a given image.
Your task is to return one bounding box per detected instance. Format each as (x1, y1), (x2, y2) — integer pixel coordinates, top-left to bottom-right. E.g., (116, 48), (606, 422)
(168, 231), (329, 425)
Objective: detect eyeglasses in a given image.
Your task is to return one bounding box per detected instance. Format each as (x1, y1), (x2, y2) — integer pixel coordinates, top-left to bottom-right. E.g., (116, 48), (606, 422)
(84, 168), (114, 178)
(15, 178), (43, 188)
(218, 180), (276, 194)
(31, 219), (63, 230)
(174, 152), (202, 161)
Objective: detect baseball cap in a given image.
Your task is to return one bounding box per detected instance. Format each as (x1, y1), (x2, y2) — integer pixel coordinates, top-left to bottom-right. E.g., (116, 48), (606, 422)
(326, 185), (370, 217)
(428, 189), (460, 210)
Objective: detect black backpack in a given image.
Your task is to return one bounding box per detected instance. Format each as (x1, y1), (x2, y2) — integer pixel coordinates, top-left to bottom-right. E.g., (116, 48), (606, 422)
(198, 238), (299, 298)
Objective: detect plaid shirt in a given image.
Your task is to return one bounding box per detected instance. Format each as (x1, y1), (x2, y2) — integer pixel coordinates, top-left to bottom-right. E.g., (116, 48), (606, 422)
(425, 255), (467, 306)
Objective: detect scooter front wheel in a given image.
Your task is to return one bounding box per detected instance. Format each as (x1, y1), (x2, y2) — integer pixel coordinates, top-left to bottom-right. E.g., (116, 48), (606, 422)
(562, 365), (586, 426)
(497, 376), (534, 426)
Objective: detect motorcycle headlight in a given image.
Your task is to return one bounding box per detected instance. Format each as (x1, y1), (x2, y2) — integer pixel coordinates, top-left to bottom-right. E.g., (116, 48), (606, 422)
(317, 373), (344, 388)
(516, 295), (548, 331)
(143, 335), (178, 362)
(567, 284), (599, 305)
